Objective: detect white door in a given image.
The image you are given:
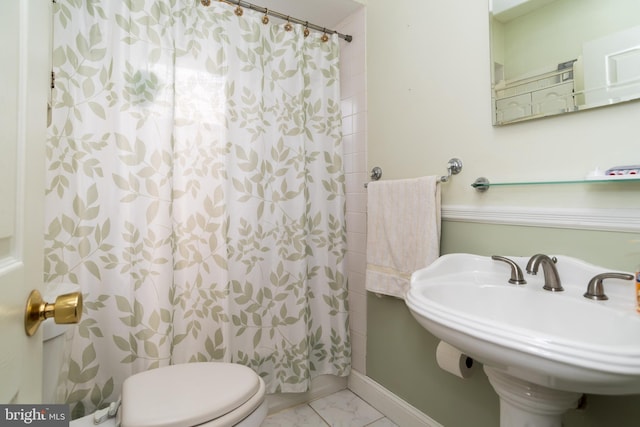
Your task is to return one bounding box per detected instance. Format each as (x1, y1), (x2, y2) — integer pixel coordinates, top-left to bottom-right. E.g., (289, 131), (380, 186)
(0, 0), (51, 403)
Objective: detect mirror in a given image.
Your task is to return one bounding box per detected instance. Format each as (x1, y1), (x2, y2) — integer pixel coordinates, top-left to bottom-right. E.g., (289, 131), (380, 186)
(490, 0), (640, 125)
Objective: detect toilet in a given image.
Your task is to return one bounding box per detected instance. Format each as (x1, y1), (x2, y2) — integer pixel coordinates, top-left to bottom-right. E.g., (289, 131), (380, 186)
(68, 363), (268, 427)
(42, 292), (268, 427)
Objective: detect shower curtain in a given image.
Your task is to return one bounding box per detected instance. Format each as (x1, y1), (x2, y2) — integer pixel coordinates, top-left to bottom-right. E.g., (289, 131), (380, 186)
(46, 0), (349, 417)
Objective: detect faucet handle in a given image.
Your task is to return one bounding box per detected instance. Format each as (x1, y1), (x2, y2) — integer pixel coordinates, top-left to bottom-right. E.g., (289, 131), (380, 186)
(584, 272), (634, 300)
(492, 255), (527, 285)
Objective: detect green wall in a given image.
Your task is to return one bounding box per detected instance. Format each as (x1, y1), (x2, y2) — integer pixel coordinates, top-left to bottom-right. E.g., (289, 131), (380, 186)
(367, 293), (499, 427)
(367, 221), (640, 427)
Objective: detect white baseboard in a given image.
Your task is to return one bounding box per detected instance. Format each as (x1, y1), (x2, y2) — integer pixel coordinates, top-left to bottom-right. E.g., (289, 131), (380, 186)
(348, 371), (443, 427)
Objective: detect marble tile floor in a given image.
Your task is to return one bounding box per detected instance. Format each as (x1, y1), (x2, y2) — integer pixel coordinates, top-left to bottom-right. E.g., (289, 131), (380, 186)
(262, 389), (398, 427)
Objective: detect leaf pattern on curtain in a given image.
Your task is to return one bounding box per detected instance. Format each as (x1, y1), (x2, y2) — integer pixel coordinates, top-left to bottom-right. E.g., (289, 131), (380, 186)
(46, 0), (349, 418)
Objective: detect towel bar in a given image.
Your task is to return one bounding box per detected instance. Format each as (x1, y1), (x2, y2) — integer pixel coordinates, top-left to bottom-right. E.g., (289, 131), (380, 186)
(364, 158), (463, 188)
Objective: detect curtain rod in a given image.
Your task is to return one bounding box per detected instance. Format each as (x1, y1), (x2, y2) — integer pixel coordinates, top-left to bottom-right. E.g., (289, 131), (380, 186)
(202, 0), (353, 42)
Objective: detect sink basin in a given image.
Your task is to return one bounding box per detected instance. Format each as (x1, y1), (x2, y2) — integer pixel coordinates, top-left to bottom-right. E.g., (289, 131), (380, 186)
(406, 253), (640, 426)
(406, 253), (640, 394)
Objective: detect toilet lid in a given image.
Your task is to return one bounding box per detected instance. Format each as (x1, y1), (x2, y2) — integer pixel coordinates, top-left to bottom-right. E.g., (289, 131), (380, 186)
(121, 363), (261, 427)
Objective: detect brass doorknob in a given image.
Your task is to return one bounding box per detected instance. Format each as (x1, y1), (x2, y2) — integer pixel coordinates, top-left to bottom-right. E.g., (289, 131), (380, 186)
(24, 289), (83, 337)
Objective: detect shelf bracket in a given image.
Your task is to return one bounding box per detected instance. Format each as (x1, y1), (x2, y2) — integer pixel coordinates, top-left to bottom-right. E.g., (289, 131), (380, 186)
(472, 177), (490, 192)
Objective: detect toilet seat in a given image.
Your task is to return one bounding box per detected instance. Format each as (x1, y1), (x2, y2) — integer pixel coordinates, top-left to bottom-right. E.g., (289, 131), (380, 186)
(121, 363), (265, 427)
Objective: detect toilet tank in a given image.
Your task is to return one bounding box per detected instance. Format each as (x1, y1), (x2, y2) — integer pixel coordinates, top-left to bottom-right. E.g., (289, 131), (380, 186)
(42, 284), (80, 404)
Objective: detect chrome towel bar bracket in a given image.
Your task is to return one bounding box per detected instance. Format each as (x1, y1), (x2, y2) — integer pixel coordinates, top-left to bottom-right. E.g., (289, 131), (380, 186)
(364, 166), (382, 188)
(440, 158), (463, 183)
(370, 166), (382, 181)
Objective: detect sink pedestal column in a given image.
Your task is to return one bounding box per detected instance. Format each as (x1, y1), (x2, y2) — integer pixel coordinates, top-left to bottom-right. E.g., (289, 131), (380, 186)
(484, 366), (582, 427)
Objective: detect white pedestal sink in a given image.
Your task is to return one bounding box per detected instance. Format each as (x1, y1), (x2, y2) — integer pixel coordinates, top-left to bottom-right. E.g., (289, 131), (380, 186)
(405, 254), (640, 427)
(484, 366), (581, 427)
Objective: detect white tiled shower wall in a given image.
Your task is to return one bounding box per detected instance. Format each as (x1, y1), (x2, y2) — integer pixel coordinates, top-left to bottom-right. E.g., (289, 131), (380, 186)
(336, 7), (367, 374)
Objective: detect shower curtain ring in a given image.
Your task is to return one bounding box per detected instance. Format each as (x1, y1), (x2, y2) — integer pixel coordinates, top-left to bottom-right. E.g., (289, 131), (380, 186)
(234, 4), (243, 16)
(284, 16), (293, 31)
(200, 0), (211, 6)
(262, 9), (269, 24)
(321, 28), (329, 42)
(303, 21), (310, 38)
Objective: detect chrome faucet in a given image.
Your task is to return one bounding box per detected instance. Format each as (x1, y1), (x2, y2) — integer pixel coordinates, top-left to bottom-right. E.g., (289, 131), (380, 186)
(526, 254), (563, 292)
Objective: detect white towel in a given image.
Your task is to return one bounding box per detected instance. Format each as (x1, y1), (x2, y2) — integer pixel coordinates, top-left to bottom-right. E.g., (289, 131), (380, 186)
(365, 176), (441, 299)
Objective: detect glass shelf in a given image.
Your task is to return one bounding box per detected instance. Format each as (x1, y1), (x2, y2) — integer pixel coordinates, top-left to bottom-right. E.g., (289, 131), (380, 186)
(471, 176), (640, 191)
